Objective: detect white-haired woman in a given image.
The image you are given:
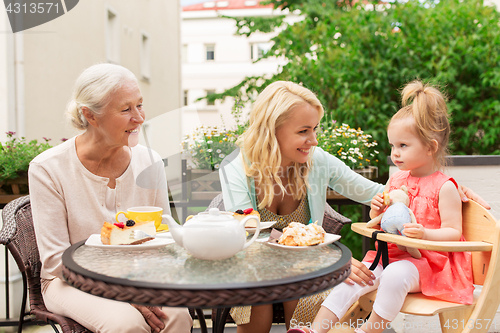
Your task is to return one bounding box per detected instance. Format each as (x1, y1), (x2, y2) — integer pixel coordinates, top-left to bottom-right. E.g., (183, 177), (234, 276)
(219, 81), (488, 333)
(29, 63), (192, 333)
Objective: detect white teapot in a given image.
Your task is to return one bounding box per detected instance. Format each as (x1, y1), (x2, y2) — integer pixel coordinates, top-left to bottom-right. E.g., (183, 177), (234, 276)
(163, 208), (260, 260)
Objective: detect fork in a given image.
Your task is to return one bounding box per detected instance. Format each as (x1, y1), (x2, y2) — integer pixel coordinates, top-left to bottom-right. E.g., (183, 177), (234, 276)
(130, 230), (155, 240)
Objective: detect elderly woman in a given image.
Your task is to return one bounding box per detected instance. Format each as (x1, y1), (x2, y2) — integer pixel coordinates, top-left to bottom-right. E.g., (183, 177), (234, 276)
(29, 64), (192, 333)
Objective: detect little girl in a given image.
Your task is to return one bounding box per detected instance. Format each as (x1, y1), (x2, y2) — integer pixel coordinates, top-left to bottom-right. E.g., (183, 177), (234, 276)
(288, 80), (474, 333)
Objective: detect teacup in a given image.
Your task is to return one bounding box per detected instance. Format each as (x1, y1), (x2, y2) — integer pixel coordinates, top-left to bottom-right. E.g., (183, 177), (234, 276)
(115, 206), (165, 231)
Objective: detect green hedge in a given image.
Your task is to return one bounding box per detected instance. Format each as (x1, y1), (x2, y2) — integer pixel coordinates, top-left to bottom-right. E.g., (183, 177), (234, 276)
(211, 0), (500, 176)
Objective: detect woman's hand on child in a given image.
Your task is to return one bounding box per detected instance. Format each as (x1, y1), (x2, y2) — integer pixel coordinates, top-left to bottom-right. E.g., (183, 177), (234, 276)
(402, 223), (425, 239)
(344, 258), (375, 286)
(458, 185), (491, 210)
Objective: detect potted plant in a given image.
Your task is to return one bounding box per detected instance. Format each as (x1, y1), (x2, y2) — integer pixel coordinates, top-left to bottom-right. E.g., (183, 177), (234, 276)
(317, 121), (380, 199)
(317, 121), (380, 177)
(181, 125), (239, 172)
(0, 132), (53, 201)
(181, 125), (240, 200)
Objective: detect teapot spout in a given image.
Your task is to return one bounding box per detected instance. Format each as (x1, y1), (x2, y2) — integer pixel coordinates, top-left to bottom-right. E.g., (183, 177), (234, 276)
(162, 214), (183, 247)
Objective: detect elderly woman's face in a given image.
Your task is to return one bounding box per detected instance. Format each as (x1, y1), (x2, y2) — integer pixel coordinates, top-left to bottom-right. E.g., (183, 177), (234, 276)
(275, 103), (319, 167)
(95, 80), (144, 147)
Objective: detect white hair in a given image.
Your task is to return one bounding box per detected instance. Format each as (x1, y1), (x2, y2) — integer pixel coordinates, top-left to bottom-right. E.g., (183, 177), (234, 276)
(66, 63), (138, 130)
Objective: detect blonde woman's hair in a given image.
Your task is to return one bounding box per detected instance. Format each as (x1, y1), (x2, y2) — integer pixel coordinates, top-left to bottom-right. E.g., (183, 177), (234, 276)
(237, 81), (324, 209)
(66, 63), (138, 130)
(390, 80), (450, 169)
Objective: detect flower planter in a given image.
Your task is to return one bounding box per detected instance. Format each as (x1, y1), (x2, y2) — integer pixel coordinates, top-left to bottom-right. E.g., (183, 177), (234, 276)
(353, 166), (378, 180)
(327, 166), (378, 199)
(0, 175), (29, 206)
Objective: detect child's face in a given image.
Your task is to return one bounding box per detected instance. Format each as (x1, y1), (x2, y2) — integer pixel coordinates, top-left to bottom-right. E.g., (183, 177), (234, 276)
(388, 118), (435, 177)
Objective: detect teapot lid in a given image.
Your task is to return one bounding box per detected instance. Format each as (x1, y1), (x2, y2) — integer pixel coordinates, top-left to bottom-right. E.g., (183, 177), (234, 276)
(193, 208), (235, 222)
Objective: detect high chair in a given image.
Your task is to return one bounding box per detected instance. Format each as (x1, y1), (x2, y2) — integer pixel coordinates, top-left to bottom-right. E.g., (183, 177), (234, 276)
(331, 200), (500, 333)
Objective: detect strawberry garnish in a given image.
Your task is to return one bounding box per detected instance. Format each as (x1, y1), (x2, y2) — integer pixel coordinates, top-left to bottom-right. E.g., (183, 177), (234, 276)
(243, 208), (253, 215)
(114, 222), (125, 229)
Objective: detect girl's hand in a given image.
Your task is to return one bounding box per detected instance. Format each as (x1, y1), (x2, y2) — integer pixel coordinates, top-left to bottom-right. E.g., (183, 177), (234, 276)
(402, 223), (425, 239)
(344, 258), (375, 287)
(370, 193), (385, 214)
(458, 185), (491, 210)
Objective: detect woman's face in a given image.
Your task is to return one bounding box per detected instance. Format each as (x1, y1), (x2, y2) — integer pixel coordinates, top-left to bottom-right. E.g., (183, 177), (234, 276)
(93, 80), (144, 148)
(275, 103), (319, 167)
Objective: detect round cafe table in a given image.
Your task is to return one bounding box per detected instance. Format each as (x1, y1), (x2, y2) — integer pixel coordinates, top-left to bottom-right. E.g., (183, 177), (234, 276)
(62, 233), (351, 333)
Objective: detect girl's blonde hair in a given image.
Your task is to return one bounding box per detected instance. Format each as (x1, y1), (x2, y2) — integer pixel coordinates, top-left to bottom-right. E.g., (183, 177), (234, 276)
(237, 81), (324, 209)
(391, 80), (450, 169)
(66, 63), (138, 130)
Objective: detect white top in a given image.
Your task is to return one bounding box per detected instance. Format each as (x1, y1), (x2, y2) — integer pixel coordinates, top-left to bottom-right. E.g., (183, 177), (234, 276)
(105, 186), (117, 216)
(29, 136), (170, 280)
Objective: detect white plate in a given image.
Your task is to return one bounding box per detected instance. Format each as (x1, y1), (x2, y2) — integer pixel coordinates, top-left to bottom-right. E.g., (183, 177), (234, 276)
(258, 233), (341, 250)
(155, 232), (173, 239)
(85, 234), (174, 249)
(245, 221), (276, 233)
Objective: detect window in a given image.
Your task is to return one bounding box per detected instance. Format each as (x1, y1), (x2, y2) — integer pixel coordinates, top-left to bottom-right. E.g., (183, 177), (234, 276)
(106, 7), (120, 63)
(206, 90), (215, 106)
(183, 90), (189, 106)
(206, 44), (215, 61)
(250, 42), (272, 61)
(140, 32), (151, 80)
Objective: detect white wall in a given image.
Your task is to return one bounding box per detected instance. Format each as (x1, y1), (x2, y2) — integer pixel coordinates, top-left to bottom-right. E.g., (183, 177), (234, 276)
(0, 14), (16, 142)
(0, 0), (182, 183)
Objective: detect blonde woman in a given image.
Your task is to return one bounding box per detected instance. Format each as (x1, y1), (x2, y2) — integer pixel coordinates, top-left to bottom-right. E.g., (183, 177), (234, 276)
(219, 81), (488, 333)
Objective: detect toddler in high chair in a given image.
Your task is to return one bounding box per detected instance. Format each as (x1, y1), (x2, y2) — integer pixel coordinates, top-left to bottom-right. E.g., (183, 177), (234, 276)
(288, 80), (474, 333)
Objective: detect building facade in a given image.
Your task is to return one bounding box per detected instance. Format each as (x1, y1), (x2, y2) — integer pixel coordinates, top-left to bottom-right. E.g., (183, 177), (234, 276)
(0, 0), (182, 180)
(181, 0), (299, 136)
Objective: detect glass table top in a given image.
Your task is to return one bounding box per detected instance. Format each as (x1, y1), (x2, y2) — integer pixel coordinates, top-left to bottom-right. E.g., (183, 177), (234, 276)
(69, 232), (346, 289)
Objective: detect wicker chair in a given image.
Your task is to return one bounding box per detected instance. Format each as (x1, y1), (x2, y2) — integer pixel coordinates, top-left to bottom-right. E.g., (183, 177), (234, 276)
(0, 195), (91, 333)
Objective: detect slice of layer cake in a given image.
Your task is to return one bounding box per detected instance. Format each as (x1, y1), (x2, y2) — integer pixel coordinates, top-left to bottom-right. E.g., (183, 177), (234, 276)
(233, 208), (260, 228)
(100, 220), (156, 245)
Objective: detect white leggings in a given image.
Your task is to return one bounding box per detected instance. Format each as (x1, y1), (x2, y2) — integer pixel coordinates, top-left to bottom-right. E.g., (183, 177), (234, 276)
(321, 260), (420, 321)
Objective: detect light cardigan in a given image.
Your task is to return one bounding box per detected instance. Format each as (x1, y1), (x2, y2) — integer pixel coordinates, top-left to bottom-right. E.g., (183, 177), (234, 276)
(29, 136), (170, 280)
(219, 147), (384, 225)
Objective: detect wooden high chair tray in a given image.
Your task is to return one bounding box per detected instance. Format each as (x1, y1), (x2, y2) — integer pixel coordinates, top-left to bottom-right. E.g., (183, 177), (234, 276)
(351, 223), (493, 252)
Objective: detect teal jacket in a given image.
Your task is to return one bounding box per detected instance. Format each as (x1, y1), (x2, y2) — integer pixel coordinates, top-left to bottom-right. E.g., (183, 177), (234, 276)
(219, 147), (384, 225)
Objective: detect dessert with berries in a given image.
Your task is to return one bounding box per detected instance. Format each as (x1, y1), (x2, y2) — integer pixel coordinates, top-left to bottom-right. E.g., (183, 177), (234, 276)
(100, 219), (156, 245)
(278, 222), (325, 246)
(233, 208), (261, 228)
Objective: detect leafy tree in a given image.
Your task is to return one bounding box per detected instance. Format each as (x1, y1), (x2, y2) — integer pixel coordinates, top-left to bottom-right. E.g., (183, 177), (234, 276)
(209, 0), (500, 177)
